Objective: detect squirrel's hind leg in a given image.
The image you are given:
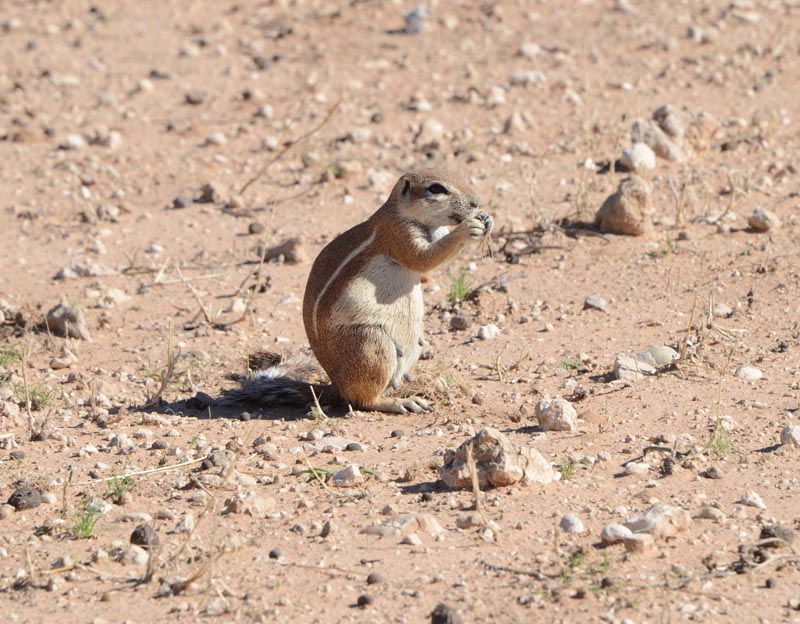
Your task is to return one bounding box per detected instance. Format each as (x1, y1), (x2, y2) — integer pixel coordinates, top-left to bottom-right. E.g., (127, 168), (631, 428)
(326, 326), (431, 414)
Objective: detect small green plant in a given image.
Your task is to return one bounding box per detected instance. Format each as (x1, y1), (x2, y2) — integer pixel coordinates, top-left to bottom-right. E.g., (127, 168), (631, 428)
(559, 549), (585, 585)
(105, 475), (134, 504)
(706, 422), (733, 455)
(299, 467), (331, 483)
(0, 348), (20, 368)
(448, 270), (472, 305)
(561, 358), (582, 371)
(73, 498), (102, 539)
(12, 383), (57, 411)
(560, 459), (576, 480)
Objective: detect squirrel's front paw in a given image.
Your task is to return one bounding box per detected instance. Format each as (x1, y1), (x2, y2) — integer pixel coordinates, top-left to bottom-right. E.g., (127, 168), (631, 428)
(466, 212), (493, 239)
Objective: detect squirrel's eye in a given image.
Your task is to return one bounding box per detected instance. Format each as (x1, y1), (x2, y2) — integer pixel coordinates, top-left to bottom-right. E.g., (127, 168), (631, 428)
(427, 183), (449, 195)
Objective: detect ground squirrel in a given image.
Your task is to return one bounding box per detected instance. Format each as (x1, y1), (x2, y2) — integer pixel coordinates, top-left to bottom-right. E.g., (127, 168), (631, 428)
(219, 168), (493, 414)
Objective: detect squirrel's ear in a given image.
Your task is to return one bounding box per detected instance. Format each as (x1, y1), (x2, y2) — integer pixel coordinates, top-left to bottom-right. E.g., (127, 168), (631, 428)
(400, 178), (411, 198)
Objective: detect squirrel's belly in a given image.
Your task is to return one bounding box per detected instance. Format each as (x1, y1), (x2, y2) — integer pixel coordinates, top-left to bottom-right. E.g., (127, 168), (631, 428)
(328, 255), (423, 353)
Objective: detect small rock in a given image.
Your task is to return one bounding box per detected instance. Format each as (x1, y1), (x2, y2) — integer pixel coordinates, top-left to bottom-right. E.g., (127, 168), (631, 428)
(130, 524), (160, 548)
(197, 181), (226, 204)
(635, 346), (679, 366)
(329, 464), (364, 487)
(45, 303), (92, 341)
(713, 303), (733, 318)
(450, 315), (470, 331)
(612, 354), (657, 382)
(478, 323), (500, 340)
(49, 346), (78, 369)
(624, 503), (691, 538)
(780, 424), (800, 448)
(583, 295), (607, 311)
(759, 525), (794, 547)
(255, 237), (307, 264)
(630, 118), (686, 162)
(735, 365), (763, 380)
(431, 603), (464, 624)
(600, 523), (634, 545)
(701, 466), (725, 479)
(404, 4), (431, 34)
(366, 572), (385, 585)
(8, 486), (42, 511)
(622, 533), (656, 554)
(415, 118), (445, 145)
(357, 593), (375, 607)
(534, 397), (578, 432)
(747, 206), (781, 233)
(694, 506), (726, 521)
(185, 90), (207, 105)
(739, 490), (766, 509)
(204, 132), (227, 146)
(172, 196), (191, 209)
(595, 176), (653, 236)
(559, 514), (585, 534)
(223, 490), (272, 516)
(624, 462), (650, 476)
(401, 533), (423, 546)
(440, 427), (557, 489)
(620, 142), (656, 172)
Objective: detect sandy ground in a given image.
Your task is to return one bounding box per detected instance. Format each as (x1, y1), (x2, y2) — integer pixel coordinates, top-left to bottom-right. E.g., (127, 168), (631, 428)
(1, 0), (799, 622)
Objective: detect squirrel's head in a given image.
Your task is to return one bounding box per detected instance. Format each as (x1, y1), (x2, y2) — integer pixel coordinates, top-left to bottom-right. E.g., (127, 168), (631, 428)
(389, 168), (481, 228)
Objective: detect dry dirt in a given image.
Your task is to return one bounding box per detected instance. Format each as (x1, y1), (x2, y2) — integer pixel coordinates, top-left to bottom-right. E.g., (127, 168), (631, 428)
(1, 0), (799, 622)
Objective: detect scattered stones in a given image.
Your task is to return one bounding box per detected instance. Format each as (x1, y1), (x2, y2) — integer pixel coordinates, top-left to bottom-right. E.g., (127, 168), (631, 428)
(735, 365), (763, 380)
(329, 464), (364, 488)
(620, 142), (656, 172)
(780, 424), (800, 448)
(747, 206), (781, 233)
(7, 486), (42, 511)
(583, 295), (607, 311)
(559, 514), (585, 534)
(478, 323), (500, 340)
(440, 427), (557, 489)
(45, 303), (92, 341)
(624, 503), (691, 538)
(534, 397), (578, 432)
(739, 490), (766, 509)
(595, 176), (653, 236)
(130, 524), (160, 548)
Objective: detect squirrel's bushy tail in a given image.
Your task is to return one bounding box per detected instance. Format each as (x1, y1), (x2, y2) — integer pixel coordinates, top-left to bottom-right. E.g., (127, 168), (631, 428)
(215, 351), (331, 407)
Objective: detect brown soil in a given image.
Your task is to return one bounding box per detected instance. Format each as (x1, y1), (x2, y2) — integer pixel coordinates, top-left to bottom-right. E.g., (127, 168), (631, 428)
(1, 1), (799, 622)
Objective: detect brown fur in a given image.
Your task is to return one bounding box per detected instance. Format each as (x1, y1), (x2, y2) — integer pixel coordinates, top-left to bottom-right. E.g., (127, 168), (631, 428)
(302, 168), (491, 413)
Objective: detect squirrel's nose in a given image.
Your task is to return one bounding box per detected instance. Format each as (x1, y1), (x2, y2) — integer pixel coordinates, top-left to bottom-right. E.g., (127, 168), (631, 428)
(469, 195), (481, 209)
